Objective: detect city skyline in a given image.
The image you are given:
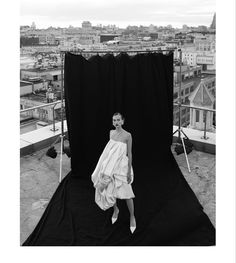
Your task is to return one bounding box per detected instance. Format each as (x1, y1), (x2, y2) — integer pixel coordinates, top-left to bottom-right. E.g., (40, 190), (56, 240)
(20, 0), (215, 29)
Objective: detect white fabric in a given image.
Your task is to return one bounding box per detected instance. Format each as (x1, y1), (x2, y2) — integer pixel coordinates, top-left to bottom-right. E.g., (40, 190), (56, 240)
(91, 139), (135, 210)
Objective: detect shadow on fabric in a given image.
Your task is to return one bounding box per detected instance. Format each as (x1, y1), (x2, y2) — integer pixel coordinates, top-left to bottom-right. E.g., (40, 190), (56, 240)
(23, 52), (215, 246)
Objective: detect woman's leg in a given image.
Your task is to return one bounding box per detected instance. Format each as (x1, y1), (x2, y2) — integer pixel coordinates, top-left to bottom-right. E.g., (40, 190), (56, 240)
(111, 202), (119, 224)
(126, 198), (134, 217)
(113, 202), (119, 215)
(126, 199), (136, 228)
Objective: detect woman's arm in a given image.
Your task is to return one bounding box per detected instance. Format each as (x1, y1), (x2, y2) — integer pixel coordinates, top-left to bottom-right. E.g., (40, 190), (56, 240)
(127, 133), (132, 175)
(109, 130), (113, 139)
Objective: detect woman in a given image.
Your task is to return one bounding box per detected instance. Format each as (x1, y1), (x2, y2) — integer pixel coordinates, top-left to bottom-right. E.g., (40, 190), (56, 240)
(91, 112), (136, 233)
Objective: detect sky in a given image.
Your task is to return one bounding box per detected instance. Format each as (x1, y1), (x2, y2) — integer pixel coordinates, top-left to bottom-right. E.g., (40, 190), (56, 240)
(20, 0), (215, 29)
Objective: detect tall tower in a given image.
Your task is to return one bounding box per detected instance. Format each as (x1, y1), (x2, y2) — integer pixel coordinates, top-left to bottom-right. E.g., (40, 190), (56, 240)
(210, 13), (216, 29)
(31, 22), (36, 30)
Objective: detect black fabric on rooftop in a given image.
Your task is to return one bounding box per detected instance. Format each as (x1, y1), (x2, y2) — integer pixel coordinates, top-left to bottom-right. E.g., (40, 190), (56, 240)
(23, 52), (215, 246)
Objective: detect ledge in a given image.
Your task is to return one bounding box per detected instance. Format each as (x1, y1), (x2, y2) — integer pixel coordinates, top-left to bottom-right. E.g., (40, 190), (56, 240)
(20, 120), (68, 157)
(20, 122), (215, 157)
(173, 125), (215, 154)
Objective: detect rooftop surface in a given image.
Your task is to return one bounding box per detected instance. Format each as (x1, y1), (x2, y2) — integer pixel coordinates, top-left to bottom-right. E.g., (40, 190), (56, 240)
(20, 143), (215, 245)
(21, 67), (62, 73)
(20, 93), (48, 103)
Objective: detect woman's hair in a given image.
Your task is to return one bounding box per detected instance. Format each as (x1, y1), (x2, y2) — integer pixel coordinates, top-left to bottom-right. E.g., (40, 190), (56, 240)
(113, 112), (125, 121)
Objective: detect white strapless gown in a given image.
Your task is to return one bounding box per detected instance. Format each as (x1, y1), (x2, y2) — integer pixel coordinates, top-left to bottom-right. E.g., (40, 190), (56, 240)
(91, 139), (135, 210)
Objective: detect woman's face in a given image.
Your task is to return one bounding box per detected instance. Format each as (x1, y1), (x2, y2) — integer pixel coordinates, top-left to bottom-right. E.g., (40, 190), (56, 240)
(112, 115), (124, 128)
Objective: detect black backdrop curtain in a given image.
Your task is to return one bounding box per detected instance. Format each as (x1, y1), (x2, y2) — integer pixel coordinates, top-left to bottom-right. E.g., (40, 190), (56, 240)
(23, 52), (215, 246)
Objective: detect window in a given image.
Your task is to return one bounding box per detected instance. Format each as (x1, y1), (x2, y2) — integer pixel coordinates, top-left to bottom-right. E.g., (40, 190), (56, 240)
(185, 97), (189, 103)
(185, 87), (190, 94)
(53, 75), (58, 81)
(196, 110), (199, 122)
(190, 86), (194, 92)
(173, 92), (178, 99)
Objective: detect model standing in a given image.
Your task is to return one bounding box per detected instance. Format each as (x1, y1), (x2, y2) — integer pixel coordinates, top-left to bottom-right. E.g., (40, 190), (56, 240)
(91, 112), (136, 233)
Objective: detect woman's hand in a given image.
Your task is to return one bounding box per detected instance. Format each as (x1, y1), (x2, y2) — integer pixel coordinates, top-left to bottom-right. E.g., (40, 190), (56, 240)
(127, 172), (132, 184)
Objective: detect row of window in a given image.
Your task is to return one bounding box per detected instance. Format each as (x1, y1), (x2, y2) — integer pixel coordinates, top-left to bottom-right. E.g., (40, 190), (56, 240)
(181, 71), (201, 81)
(173, 85), (194, 100)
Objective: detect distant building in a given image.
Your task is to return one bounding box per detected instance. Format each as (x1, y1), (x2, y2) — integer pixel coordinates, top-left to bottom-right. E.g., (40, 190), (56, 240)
(174, 65), (202, 83)
(182, 50), (216, 71)
(182, 51), (198, 66)
(195, 39), (215, 52)
(100, 34), (120, 43)
(196, 54), (216, 71)
(149, 33), (159, 40)
(82, 21), (92, 30)
(20, 93), (61, 123)
(59, 33), (100, 47)
(20, 78), (62, 125)
(20, 25), (31, 34)
(20, 80), (48, 96)
(148, 24), (157, 33)
(197, 25), (208, 32)
(173, 66), (215, 128)
(20, 36), (39, 47)
(31, 22), (36, 30)
(78, 33), (100, 45)
(182, 24), (189, 32)
(210, 13), (216, 30)
(165, 40), (179, 49)
(188, 79), (215, 131)
(181, 37), (216, 71)
(21, 68), (62, 90)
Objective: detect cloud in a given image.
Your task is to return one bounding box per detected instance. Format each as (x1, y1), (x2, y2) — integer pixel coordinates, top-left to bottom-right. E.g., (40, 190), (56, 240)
(20, 0), (215, 28)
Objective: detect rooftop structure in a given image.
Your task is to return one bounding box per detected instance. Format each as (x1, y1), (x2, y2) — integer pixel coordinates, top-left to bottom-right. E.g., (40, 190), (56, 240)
(21, 92), (48, 103)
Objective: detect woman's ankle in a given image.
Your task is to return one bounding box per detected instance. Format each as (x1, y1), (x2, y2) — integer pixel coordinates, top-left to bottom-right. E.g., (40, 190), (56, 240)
(113, 206), (119, 212)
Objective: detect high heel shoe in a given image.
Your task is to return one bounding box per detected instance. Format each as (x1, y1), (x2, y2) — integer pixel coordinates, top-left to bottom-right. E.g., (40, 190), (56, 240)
(111, 209), (119, 224)
(130, 216), (136, 234)
(130, 226), (136, 234)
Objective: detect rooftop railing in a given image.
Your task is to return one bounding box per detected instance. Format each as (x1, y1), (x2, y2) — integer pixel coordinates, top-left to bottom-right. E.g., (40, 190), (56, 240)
(20, 100), (63, 113)
(20, 100), (216, 141)
(173, 102), (216, 140)
(20, 100), (65, 133)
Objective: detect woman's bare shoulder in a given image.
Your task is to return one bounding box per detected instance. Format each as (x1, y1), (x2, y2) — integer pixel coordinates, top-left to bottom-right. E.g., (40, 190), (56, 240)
(109, 130), (115, 137)
(124, 129), (131, 135)
(123, 130), (132, 140)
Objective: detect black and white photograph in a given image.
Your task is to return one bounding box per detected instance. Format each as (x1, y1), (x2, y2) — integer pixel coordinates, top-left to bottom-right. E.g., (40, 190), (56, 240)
(1, 0), (235, 261)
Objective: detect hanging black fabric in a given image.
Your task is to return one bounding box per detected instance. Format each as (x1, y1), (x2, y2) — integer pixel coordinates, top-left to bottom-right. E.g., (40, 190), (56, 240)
(23, 52), (215, 246)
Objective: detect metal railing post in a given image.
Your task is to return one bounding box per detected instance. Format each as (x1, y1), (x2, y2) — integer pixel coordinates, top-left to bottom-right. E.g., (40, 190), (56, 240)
(201, 110), (209, 140)
(50, 104), (59, 132)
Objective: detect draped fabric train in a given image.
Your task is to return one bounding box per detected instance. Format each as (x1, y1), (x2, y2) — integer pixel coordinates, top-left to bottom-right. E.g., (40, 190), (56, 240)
(91, 139), (135, 210)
